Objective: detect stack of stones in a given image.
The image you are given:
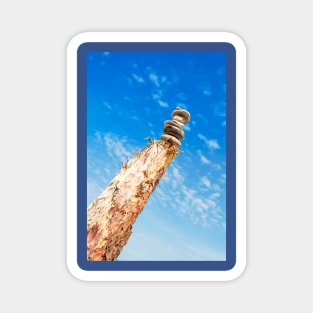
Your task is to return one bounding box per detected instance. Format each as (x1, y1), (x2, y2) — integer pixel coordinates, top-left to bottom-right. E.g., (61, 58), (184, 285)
(161, 107), (191, 146)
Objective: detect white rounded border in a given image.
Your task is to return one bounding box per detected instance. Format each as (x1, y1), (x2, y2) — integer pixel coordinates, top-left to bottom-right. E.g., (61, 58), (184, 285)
(67, 32), (246, 281)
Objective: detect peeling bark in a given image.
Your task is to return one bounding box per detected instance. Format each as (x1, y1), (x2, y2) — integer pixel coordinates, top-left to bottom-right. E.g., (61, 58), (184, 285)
(87, 140), (179, 261)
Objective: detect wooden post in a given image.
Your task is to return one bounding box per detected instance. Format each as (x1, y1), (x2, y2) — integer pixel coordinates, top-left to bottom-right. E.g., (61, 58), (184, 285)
(87, 107), (190, 261)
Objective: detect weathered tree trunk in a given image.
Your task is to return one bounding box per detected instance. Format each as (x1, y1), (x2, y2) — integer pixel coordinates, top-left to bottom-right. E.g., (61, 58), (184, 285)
(87, 108), (190, 261)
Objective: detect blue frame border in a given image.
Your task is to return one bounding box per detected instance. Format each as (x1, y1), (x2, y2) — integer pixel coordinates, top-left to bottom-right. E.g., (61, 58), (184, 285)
(77, 42), (236, 271)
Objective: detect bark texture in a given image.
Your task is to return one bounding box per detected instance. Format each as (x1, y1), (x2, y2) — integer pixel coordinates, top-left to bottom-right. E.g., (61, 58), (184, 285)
(87, 140), (179, 261)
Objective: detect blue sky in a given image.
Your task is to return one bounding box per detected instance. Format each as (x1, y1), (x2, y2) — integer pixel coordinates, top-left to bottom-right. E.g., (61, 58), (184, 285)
(87, 51), (227, 261)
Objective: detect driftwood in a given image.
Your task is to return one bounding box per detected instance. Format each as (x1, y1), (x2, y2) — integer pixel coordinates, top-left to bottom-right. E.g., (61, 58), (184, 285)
(87, 108), (190, 261)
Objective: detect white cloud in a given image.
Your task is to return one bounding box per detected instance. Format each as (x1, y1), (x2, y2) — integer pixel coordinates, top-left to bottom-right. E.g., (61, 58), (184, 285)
(165, 165), (184, 189)
(209, 217), (219, 224)
(199, 82), (213, 96)
(172, 166), (184, 184)
(211, 162), (222, 170)
(93, 132), (138, 164)
(148, 72), (168, 88)
(210, 192), (221, 199)
(208, 139), (220, 150)
(193, 198), (209, 212)
(212, 183), (222, 192)
(203, 88), (212, 96)
(201, 155), (210, 164)
(160, 76), (167, 83)
(184, 124), (191, 131)
(201, 176), (211, 188)
(198, 134), (220, 151)
(158, 100), (168, 108)
(198, 133), (207, 142)
(132, 73), (145, 83)
(103, 101), (112, 110)
(197, 150), (211, 164)
(196, 154), (224, 173)
(159, 166), (225, 230)
(94, 131), (102, 143)
(152, 89), (163, 100)
(180, 185), (197, 202)
(151, 90), (168, 108)
(196, 113), (208, 124)
(152, 93), (160, 100)
(207, 198), (217, 209)
(220, 173), (226, 183)
(104, 135), (124, 154)
(149, 73), (160, 87)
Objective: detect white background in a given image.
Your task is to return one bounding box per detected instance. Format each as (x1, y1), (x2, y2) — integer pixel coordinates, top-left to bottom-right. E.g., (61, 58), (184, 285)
(1, 1), (312, 311)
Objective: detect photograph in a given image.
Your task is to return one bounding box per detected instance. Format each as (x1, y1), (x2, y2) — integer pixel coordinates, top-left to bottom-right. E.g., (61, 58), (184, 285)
(84, 47), (230, 264)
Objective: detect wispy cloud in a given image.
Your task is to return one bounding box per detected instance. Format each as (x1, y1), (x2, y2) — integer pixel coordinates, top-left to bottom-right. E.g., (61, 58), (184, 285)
(158, 100), (168, 108)
(150, 86), (168, 108)
(132, 73), (145, 83)
(210, 192), (221, 199)
(203, 87), (212, 96)
(184, 124), (191, 131)
(220, 173), (226, 184)
(198, 134), (221, 151)
(194, 198), (209, 212)
(196, 113), (208, 124)
(102, 132), (135, 161)
(197, 150), (223, 171)
(172, 166), (184, 185)
(152, 90), (162, 100)
(199, 82), (212, 96)
(201, 176), (211, 188)
(103, 101), (112, 110)
(157, 171), (225, 230)
(208, 139), (220, 150)
(148, 71), (168, 87)
(197, 150), (211, 164)
(212, 183), (222, 192)
(149, 73), (160, 87)
(88, 132), (140, 205)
